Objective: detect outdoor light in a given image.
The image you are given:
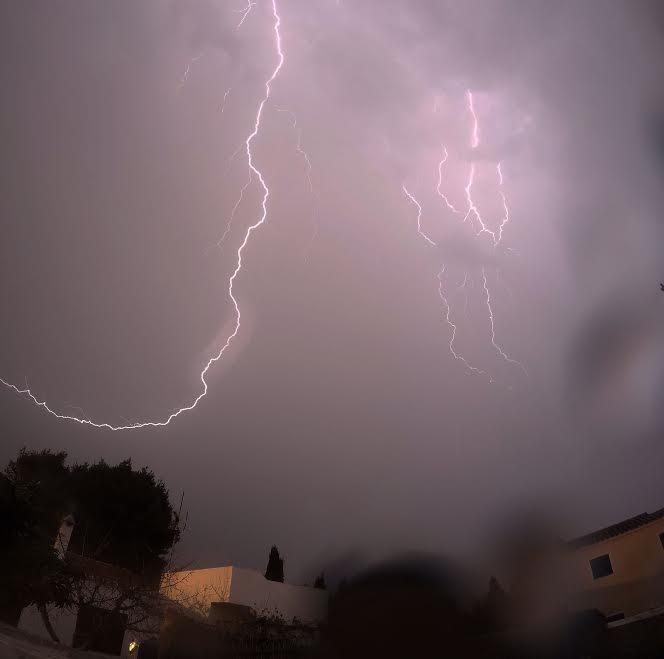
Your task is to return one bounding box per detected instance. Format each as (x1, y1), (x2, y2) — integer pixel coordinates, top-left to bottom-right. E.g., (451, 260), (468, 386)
(128, 640), (139, 654)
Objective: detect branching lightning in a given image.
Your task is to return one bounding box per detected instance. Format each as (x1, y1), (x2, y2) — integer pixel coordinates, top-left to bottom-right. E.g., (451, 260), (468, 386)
(234, 0), (256, 29)
(0, 0), (285, 429)
(461, 111), (491, 245)
(402, 87), (525, 383)
(458, 272), (471, 319)
(2, 7), (530, 429)
(481, 267), (527, 376)
(276, 108), (314, 194)
(402, 180), (488, 379)
(178, 53), (203, 90)
(274, 107), (319, 261)
(436, 146), (462, 215)
(438, 267), (489, 378)
(215, 171), (253, 252)
(221, 87), (232, 113)
(402, 184), (437, 247)
(467, 89), (479, 149)
(495, 161), (509, 246)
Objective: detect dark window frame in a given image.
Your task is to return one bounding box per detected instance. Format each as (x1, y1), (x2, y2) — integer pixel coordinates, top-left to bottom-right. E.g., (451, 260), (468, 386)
(589, 553), (614, 580)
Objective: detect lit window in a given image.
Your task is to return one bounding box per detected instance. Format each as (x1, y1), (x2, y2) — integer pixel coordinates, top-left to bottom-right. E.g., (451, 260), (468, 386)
(589, 554), (613, 579)
(128, 640), (139, 654)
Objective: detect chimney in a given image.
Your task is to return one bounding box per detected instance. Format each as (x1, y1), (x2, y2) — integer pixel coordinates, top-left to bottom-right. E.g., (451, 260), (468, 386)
(54, 514), (75, 559)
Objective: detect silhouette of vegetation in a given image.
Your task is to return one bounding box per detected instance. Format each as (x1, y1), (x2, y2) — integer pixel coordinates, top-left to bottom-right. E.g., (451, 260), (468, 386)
(5, 449), (180, 579)
(264, 546), (284, 583)
(0, 448), (181, 643)
(0, 471), (73, 626)
(313, 572), (326, 590)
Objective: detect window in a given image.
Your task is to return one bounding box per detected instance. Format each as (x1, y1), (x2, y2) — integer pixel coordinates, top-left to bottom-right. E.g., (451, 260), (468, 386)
(606, 612), (625, 623)
(589, 554), (613, 579)
(659, 532), (664, 550)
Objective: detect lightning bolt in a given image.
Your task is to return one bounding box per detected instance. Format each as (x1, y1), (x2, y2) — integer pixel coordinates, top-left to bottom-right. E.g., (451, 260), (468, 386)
(214, 171), (253, 252)
(276, 108), (313, 194)
(481, 267), (527, 376)
(436, 146), (463, 215)
(462, 90), (504, 246)
(178, 53), (203, 90)
(464, 164), (502, 245)
(495, 161), (510, 246)
(402, 185), (437, 247)
(467, 89), (479, 149)
(221, 87), (232, 113)
(234, 0), (256, 29)
(417, 89), (525, 383)
(274, 107), (319, 261)
(438, 267), (489, 379)
(458, 272), (471, 319)
(402, 178), (491, 380)
(0, 0), (285, 430)
(224, 141), (247, 177)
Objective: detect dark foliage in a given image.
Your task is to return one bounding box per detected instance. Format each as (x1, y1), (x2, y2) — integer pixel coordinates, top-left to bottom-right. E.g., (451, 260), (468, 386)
(0, 471), (74, 625)
(1, 448), (180, 631)
(5, 449), (70, 540)
(67, 458), (180, 579)
(264, 546), (285, 583)
(5, 449), (180, 580)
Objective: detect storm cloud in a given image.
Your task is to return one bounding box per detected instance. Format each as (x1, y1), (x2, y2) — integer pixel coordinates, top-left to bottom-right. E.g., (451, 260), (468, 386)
(1, 0), (663, 581)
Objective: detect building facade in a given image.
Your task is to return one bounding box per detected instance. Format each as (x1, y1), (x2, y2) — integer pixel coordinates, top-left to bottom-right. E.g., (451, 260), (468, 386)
(163, 566), (328, 625)
(566, 508), (664, 621)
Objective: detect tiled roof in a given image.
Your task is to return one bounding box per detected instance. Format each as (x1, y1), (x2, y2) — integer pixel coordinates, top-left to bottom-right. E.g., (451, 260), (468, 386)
(568, 508), (664, 550)
(64, 551), (145, 588)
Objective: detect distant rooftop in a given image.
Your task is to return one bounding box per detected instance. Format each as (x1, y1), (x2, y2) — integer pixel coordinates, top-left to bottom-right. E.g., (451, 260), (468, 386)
(568, 509), (664, 550)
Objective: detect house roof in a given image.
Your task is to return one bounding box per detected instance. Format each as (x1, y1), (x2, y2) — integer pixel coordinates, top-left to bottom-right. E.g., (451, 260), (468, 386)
(64, 551), (145, 588)
(568, 509), (664, 550)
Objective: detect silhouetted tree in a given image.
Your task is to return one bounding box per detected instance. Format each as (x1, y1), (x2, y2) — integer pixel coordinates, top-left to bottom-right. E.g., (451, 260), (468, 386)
(313, 572), (327, 590)
(0, 471), (74, 628)
(6, 450), (180, 581)
(2, 449), (182, 640)
(264, 546), (284, 583)
(5, 449), (70, 539)
(67, 458), (180, 580)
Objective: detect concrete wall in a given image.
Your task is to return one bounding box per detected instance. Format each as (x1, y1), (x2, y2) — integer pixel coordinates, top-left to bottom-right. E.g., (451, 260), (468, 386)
(567, 518), (664, 616)
(228, 567), (327, 624)
(18, 604), (77, 647)
(18, 582), (158, 657)
(162, 566), (233, 614)
(163, 566), (328, 625)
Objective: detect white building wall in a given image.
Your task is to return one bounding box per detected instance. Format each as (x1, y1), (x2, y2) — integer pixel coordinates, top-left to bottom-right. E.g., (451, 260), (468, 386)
(18, 603), (77, 646)
(162, 566), (233, 613)
(228, 567), (327, 624)
(163, 566), (328, 625)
